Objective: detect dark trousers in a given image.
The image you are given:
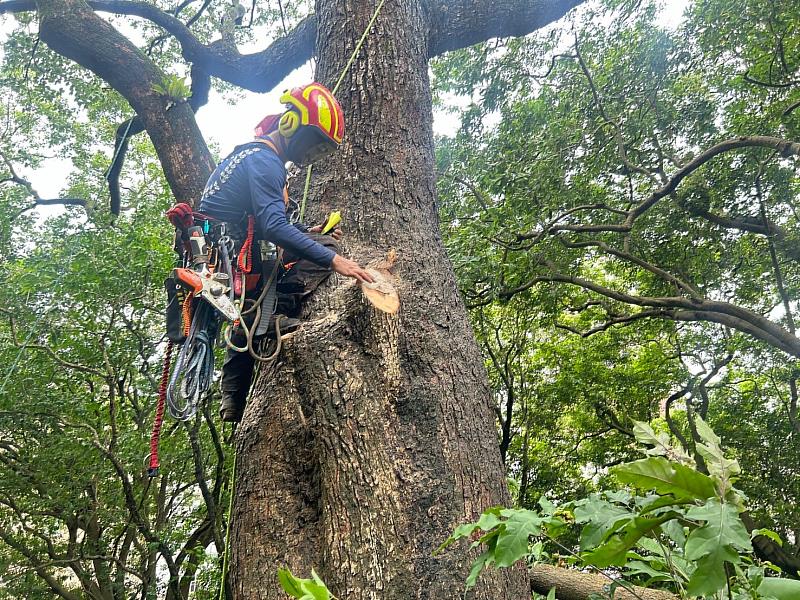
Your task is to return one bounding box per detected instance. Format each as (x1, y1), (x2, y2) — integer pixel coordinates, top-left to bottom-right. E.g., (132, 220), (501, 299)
(220, 234), (338, 411)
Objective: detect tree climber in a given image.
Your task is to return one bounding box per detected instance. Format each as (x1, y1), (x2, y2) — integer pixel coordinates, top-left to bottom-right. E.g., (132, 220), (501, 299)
(198, 82), (374, 422)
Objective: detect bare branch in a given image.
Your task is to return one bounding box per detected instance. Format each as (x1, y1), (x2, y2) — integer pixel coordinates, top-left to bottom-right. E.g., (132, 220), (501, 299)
(574, 33), (660, 185)
(625, 136), (800, 226)
(743, 69), (799, 89)
(427, 0), (584, 57)
(1, 154), (87, 215)
(550, 136), (800, 235)
(556, 308), (672, 337)
(556, 237), (701, 297)
(681, 202), (786, 239)
(0, 308), (106, 377)
(500, 267), (800, 357)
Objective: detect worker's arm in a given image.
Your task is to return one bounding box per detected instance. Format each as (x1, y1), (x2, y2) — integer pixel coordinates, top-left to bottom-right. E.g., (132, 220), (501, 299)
(248, 155), (335, 267)
(248, 156), (374, 284)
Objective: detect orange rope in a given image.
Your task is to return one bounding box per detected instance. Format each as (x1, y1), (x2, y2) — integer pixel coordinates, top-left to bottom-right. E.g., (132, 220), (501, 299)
(237, 216), (256, 274)
(148, 340), (174, 477)
(182, 291), (195, 336)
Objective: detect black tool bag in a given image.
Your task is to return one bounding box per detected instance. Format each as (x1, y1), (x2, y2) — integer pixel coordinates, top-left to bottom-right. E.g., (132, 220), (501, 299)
(164, 276), (187, 344)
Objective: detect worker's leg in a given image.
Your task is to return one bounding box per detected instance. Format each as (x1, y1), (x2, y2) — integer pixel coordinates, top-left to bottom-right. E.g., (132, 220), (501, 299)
(219, 292), (259, 422)
(219, 347), (254, 422)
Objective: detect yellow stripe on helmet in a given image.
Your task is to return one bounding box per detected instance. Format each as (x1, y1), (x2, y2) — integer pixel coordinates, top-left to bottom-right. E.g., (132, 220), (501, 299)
(280, 84), (343, 144)
(280, 89), (310, 125)
(303, 84), (343, 143)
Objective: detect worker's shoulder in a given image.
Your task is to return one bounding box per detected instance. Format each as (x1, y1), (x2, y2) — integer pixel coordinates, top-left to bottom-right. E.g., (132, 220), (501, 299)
(220, 142), (279, 169)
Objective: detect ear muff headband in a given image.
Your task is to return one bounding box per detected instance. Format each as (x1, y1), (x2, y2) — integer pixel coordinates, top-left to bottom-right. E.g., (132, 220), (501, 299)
(279, 111), (300, 138)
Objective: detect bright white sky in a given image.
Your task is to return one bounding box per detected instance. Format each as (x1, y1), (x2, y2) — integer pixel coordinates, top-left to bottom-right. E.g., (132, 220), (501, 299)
(0, 0), (689, 208)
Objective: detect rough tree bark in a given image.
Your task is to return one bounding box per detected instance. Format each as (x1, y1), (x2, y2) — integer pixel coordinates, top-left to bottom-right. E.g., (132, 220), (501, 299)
(230, 1), (532, 597)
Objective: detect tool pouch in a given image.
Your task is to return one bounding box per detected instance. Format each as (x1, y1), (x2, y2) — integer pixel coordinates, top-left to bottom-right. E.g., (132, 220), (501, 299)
(164, 276), (188, 344)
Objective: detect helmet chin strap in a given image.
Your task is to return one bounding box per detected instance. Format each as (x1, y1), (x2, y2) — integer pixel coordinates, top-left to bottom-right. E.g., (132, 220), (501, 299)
(276, 133), (290, 157)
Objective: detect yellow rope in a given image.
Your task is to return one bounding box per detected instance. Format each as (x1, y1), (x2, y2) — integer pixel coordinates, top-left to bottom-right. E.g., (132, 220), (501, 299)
(298, 0), (387, 221)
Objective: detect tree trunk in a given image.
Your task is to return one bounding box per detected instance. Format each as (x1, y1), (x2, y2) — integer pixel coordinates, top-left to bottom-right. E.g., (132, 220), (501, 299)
(227, 0), (528, 598)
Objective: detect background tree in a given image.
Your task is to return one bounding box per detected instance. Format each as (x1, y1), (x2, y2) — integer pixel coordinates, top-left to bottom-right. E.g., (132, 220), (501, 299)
(0, 198), (233, 598)
(435, 0), (800, 578)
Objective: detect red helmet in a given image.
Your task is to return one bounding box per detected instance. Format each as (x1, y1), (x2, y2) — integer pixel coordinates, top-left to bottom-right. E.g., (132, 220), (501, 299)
(277, 83), (345, 165)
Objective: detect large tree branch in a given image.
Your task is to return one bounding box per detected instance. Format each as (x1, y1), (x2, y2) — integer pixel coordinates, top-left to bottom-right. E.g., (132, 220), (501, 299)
(32, 0), (215, 204)
(106, 63), (210, 214)
(501, 268), (800, 358)
(0, 0), (317, 92)
(2, 0), (587, 95)
(530, 564), (677, 600)
(551, 136), (800, 235)
(680, 199), (787, 239)
(426, 0), (584, 57)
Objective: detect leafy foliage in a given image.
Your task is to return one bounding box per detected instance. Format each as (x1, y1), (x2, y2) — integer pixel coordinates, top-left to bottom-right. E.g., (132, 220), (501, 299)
(435, 0), (800, 570)
(443, 419), (799, 598)
(152, 74), (192, 102)
(0, 169), (232, 598)
(437, 504), (563, 592)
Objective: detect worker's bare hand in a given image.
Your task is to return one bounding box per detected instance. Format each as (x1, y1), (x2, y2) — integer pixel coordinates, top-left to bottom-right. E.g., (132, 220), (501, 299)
(331, 254), (375, 284)
(309, 224), (343, 241)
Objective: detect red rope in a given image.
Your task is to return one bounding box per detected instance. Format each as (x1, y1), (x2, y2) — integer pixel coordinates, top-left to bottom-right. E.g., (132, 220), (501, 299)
(148, 341), (174, 477)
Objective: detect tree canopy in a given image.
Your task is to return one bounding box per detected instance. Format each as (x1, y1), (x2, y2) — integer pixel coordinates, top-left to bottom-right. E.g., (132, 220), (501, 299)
(435, 0), (800, 583)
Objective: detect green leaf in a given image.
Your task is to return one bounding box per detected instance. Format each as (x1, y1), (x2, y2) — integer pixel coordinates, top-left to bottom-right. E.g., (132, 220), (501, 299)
(685, 544), (739, 597)
(538, 495), (556, 515)
(613, 456), (717, 500)
(465, 548), (494, 590)
(637, 494), (694, 515)
(632, 421), (672, 456)
(661, 519), (686, 547)
(495, 509), (545, 567)
(583, 512), (676, 568)
(530, 540), (544, 560)
(684, 499), (751, 559)
(301, 576), (331, 600)
(625, 560), (670, 580)
(277, 568), (331, 600)
(692, 417), (740, 486)
(573, 496), (633, 550)
(758, 577), (800, 600)
(436, 507), (503, 553)
(694, 415), (721, 447)
(278, 568), (305, 598)
(752, 528), (783, 546)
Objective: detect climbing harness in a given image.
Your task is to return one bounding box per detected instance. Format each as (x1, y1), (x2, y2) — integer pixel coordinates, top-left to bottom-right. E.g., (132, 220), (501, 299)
(158, 205), (288, 418)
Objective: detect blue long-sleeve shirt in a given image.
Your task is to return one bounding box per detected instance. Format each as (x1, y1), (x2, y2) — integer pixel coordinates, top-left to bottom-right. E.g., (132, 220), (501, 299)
(198, 142), (336, 267)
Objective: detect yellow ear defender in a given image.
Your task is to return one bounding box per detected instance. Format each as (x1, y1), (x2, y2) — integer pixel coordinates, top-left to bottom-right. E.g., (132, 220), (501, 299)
(278, 110), (300, 138)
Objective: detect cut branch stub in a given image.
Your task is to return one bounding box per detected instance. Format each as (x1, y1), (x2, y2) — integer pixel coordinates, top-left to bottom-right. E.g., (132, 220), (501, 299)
(359, 269), (399, 314)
